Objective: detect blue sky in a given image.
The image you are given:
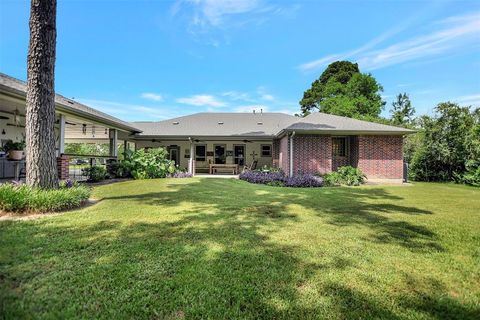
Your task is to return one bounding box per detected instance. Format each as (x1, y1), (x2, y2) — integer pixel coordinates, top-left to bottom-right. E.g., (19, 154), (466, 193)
(1, 0), (479, 121)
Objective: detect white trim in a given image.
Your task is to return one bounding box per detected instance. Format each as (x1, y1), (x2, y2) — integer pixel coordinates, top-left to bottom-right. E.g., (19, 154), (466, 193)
(59, 114), (66, 155)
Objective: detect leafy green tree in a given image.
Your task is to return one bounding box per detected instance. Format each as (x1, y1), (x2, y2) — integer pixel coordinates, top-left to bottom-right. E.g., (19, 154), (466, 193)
(64, 143), (109, 156)
(299, 61), (385, 119)
(390, 93), (415, 125)
(299, 61), (360, 116)
(409, 102), (476, 182)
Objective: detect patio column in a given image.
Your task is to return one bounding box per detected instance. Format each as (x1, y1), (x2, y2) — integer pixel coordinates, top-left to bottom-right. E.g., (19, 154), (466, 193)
(56, 114), (69, 180)
(188, 141), (194, 175)
(58, 113), (66, 155)
(109, 129), (118, 157)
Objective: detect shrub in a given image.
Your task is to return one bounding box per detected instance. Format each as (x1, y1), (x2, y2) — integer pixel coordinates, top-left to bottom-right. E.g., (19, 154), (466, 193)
(239, 170), (286, 185)
(457, 160), (480, 187)
(82, 166), (108, 182)
(239, 171), (323, 188)
(323, 166), (366, 186)
(0, 183), (91, 213)
(284, 174), (323, 187)
(117, 148), (176, 179)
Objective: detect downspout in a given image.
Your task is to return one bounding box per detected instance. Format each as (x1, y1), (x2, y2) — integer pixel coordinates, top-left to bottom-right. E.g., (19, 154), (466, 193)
(289, 131), (295, 177)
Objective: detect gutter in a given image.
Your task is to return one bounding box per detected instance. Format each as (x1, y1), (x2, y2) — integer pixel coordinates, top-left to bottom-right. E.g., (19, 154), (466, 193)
(289, 131), (295, 177)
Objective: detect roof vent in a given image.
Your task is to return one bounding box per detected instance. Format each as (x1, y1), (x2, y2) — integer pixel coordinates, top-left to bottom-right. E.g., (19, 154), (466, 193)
(67, 100), (74, 105)
(257, 122), (263, 125)
(172, 121), (179, 125)
(218, 121), (224, 125)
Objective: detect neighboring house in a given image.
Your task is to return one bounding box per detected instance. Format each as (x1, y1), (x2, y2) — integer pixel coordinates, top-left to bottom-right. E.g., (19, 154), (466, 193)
(0, 73), (413, 181)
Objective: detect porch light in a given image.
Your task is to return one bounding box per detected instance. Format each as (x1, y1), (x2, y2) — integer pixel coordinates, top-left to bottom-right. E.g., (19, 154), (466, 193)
(82, 124), (87, 135)
(92, 125), (96, 137)
(218, 121), (224, 125)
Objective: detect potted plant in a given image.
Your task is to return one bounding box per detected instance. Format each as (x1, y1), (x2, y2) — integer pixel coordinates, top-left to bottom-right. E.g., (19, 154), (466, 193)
(4, 141), (25, 160)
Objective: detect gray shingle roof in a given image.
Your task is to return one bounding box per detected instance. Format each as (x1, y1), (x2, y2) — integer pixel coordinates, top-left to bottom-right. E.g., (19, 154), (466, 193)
(133, 112), (296, 137)
(1, 73), (413, 137)
(0, 73), (141, 133)
(133, 112), (413, 137)
(284, 112), (414, 134)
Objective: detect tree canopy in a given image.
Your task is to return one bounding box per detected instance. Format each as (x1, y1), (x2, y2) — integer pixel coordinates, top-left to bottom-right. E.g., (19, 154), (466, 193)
(390, 93), (415, 125)
(408, 102), (479, 184)
(299, 61), (385, 119)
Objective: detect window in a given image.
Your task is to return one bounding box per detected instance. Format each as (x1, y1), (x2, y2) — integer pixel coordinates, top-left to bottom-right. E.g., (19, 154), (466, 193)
(261, 144), (272, 157)
(234, 145), (245, 165)
(195, 145), (206, 161)
(332, 137), (347, 157)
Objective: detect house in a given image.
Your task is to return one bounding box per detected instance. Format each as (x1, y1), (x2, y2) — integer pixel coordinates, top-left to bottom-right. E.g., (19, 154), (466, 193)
(0, 73), (413, 182)
(133, 112), (413, 181)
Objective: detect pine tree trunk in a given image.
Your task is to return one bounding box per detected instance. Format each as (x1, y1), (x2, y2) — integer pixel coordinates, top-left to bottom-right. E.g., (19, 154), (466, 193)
(26, 0), (58, 188)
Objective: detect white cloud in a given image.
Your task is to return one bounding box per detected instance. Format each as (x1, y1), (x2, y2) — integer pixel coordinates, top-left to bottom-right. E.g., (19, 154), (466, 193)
(78, 99), (172, 120)
(261, 94), (274, 101)
(257, 86), (275, 101)
(222, 90), (252, 101)
(299, 12), (480, 72)
(172, 0), (296, 34)
(195, 0), (260, 26)
(455, 93), (480, 107)
(176, 94), (226, 107)
(140, 92), (163, 102)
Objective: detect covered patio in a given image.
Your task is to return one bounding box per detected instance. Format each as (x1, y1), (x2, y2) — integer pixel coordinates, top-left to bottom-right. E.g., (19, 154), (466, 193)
(0, 73), (140, 181)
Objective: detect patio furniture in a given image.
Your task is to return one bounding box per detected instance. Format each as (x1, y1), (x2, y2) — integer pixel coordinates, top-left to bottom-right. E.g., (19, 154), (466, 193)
(10, 160), (25, 181)
(243, 160), (258, 172)
(209, 163), (239, 175)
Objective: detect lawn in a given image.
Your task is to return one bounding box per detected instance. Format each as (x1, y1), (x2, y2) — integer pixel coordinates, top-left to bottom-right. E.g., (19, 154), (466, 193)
(1, 179), (479, 319)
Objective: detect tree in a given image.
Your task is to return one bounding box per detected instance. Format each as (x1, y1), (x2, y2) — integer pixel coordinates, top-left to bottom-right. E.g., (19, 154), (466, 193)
(390, 93), (415, 125)
(299, 61), (385, 119)
(25, 0), (58, 188)
(409, 102), (476, 182)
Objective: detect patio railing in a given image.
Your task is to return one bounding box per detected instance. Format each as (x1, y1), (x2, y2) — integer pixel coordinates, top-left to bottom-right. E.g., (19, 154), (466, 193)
(64, 154), (117, 181)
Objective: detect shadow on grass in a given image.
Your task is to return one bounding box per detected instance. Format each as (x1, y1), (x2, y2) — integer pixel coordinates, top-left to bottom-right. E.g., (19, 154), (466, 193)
(102, 178), (437, 252)
(1, 178), (475, 319)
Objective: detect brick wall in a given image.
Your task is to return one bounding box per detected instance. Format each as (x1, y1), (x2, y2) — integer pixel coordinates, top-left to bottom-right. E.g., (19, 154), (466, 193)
(349, 136), (359, 167)
(278, 136), (289, 173)
(292, 135), (331, 175)
(56, 155), (69, 180)
(278, 134), (404, 179)
(272, 139), (280, 168)
(356, 135), (403, 179)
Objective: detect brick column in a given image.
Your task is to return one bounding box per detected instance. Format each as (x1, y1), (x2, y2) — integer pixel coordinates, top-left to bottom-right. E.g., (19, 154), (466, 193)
(272, 139), (280, 168)
(57, 155), (69, 180)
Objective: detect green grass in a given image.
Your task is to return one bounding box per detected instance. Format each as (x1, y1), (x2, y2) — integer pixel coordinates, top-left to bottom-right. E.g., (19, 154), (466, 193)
(1, 179), (479, 319)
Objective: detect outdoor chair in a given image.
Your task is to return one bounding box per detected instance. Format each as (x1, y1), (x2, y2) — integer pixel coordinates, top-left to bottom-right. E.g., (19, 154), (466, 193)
(243, 160), (258, 172)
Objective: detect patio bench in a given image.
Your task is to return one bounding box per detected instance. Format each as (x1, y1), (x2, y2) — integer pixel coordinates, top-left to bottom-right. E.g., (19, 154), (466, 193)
(209, 164), (239, 175)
